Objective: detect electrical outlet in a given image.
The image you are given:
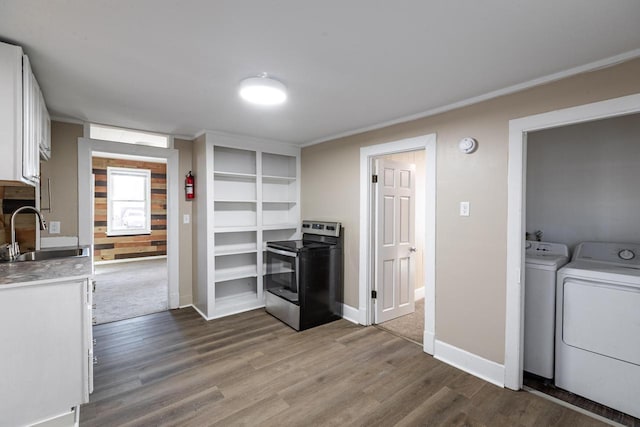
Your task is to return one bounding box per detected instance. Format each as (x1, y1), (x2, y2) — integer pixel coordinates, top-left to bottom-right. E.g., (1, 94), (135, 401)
(49, 221), (61, 234)
(459, 202), (470, 217)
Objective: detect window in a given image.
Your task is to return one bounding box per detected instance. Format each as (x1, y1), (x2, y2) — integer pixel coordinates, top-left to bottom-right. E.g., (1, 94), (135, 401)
(107, 167), (151, 236)
(89, 123), (169, 148)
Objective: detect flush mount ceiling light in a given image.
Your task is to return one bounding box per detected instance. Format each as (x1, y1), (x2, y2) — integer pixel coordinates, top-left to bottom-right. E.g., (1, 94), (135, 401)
(239, 73), (287, 106)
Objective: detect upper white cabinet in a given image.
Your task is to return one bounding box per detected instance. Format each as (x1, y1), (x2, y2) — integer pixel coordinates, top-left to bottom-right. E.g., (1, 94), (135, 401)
(0, 42), (50, 186)
(193, 132), (300, 319)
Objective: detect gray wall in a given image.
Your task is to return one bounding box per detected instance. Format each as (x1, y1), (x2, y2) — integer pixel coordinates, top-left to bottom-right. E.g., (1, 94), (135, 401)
(40, 121), (82, 238)
(527, 114), (640, 249)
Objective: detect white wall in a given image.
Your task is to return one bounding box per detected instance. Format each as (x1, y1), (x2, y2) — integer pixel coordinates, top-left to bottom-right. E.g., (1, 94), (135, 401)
(527, 113), (640, 249)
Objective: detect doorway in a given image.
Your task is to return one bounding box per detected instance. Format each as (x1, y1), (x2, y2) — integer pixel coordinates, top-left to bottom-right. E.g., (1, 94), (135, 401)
(91, 154), (169, 323)
(504, 93), (640, 391)
(78, 138), (180, 315)
(372, 152), (423, 344)
(520, 113), (640, 425)
(359, 134), (436, 354)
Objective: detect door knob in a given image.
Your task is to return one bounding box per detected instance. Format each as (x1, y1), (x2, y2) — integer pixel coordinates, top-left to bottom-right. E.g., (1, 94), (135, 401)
(409, 247), (417, 252)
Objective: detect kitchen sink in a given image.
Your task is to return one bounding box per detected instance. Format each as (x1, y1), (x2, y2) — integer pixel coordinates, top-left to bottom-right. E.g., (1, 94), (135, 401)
(11, 247), (90, 262)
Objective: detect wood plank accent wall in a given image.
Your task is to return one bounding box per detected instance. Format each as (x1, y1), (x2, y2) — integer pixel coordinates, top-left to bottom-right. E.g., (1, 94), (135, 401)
(93, 157), (167, 261)
(0, 185), (36, 251)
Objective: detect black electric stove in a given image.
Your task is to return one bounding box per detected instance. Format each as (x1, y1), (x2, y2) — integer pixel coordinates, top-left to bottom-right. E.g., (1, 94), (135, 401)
(264, 220), (343, 331)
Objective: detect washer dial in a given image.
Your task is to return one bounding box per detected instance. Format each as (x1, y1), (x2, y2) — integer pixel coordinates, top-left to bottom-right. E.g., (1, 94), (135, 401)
(618, 249), (635, 260)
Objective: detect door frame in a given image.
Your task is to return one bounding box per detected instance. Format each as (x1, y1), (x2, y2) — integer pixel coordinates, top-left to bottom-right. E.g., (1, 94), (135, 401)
(359, 133), (437, 354)
(504, 93), (640, 390)
(77, 137), (180, 309)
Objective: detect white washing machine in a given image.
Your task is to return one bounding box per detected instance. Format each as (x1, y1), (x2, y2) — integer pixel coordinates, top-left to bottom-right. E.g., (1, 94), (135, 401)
(524, 241), (569, 379)
(556, 241), (640, 419)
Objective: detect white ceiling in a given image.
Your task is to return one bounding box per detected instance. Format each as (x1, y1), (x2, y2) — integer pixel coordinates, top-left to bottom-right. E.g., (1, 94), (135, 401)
(1, 1), (639, 145)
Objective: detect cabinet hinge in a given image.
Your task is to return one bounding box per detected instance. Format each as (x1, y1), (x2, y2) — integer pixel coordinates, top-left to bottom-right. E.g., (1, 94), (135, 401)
(372, 174), (378, 183)
(371, 290), (377, 299)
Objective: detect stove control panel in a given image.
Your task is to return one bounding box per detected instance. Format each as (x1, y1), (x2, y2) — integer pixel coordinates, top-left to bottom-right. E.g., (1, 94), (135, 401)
(302, 220), (341, 237)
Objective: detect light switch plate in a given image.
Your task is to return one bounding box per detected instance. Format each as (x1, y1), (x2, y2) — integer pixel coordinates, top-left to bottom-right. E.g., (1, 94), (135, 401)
(459, 202), (470, 217)
(183, 214), (190, 224)
(49, 221), (61, 234)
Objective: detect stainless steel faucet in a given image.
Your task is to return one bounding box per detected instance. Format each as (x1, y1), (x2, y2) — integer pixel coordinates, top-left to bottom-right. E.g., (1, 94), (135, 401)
(4, 206), (47, 260)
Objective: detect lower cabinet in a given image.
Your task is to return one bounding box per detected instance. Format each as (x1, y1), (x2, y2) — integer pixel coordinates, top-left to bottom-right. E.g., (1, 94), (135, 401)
(0, 277), (93, 427)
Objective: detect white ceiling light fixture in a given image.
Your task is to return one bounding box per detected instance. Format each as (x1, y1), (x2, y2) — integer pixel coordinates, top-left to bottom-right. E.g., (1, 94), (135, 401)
(239, 73), (287, 106)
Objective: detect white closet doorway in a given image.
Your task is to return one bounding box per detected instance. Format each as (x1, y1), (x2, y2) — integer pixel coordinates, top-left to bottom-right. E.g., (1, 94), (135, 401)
(359, 134), (437, 355)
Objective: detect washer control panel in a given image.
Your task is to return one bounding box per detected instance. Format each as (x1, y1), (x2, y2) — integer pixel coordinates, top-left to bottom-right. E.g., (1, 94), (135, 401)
(525, 241), (569, 257)
(573, 242), (640, 268)
(618, 249), (636, 261)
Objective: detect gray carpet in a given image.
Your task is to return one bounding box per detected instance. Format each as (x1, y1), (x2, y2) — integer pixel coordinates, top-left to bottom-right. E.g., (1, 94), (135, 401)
(377, 298), (425, 344)
(94, 258), (168, 324)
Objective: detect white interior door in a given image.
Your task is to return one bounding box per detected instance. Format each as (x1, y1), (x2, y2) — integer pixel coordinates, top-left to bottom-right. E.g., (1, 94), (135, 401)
(374, 158), (416, 323)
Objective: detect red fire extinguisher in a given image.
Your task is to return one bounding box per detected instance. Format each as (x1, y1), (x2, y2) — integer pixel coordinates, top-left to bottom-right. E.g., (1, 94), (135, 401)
(185, 171), (195, 200)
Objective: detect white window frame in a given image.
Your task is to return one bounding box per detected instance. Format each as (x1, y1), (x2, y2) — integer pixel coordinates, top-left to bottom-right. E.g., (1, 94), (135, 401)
(87, 123), (172, 148)
(106, 166), (152, 236)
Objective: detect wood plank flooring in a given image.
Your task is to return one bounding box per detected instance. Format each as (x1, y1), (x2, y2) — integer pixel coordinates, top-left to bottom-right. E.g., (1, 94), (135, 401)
(81, 308), (607, 426)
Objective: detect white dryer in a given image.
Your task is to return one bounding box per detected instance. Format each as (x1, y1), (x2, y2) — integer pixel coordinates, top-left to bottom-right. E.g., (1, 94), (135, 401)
(556, 241), (640, 419)
(524, 241), (569, 379)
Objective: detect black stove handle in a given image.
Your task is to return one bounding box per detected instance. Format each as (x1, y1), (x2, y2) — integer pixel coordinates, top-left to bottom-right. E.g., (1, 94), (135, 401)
(266, 247), (298, 258)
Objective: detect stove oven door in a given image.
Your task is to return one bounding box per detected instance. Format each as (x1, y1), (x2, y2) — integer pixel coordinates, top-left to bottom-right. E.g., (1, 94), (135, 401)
(265, 247), (300, 329)
(265, 247), (299, 302)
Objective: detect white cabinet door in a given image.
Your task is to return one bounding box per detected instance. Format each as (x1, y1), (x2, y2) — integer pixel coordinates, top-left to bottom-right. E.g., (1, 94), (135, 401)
(40, 91), (51, 160)
(0, 42), (43, 185)
(86, 279), (95, 395)
(0, 42), (24, 183)
(22, 55), (40, 184)
(0, 279), (90, 427)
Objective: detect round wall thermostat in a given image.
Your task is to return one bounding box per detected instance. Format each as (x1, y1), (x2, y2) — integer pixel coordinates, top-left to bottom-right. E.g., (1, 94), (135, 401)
(458, 137), (478, 154)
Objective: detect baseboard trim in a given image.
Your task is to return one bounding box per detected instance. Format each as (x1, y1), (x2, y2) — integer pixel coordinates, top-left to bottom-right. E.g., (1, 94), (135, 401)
(178, 296), (193, 308)
(434, 340), (505, 387)
(359, 307), (369, 325)
(423, 331), (435, 355)
(341, 303), (360, 324)
(30, 408), (77, 427)
(187, 304), (213, 321)
(415, 287), (425, 301)
(94, 255), (167, 265)
(189, 301), (363, 326)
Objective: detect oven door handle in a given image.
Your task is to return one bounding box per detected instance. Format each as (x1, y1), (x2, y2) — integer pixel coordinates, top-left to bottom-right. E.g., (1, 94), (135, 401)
(266, 247), (298, 258)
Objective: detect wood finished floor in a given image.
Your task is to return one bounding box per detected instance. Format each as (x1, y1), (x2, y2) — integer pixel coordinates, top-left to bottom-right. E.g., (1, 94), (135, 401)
(81, 308), (608, 427)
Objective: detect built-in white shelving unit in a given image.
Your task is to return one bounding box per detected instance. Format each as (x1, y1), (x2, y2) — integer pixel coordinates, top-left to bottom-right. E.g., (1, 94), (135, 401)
(193, 132), (300, 319)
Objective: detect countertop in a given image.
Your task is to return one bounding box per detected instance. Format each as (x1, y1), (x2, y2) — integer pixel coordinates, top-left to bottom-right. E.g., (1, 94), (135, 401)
(0, 247), (92, 286)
